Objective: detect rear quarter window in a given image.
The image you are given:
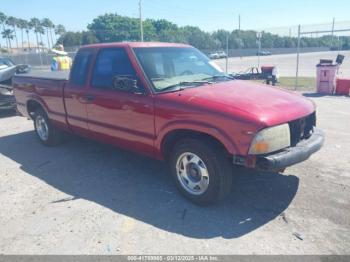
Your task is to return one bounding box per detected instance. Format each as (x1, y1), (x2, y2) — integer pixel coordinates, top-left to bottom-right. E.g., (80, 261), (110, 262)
(70, 50), (93, 86)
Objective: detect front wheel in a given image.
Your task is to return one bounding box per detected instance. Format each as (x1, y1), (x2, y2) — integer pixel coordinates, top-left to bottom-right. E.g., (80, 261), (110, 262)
(33, 108), (63, 146)
(169, 138), (232, 205)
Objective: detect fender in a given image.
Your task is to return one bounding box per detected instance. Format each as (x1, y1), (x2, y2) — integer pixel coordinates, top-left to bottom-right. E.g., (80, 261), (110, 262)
(26, 93), (50, 117)
(26, 94), (68, 131)
(155, 120), (240, 158)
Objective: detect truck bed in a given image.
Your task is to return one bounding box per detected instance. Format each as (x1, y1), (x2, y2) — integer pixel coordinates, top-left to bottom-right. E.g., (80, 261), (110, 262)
(17, 70), (70, 81)
(13, 70), (69, 128)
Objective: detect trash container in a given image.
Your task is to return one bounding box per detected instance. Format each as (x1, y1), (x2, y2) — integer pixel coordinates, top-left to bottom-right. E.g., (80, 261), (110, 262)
(316, 63), (338, 94)
(335, 78), (350, 95)
(261, 65), (277, 85)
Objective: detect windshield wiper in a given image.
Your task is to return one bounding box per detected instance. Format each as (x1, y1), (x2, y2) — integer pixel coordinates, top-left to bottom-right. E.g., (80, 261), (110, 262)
(159, 81), (212, 93)
(201, 75), (235, 82)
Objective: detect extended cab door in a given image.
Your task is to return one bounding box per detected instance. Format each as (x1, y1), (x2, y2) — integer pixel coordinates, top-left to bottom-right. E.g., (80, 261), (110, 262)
(85, 47), (155, 156)
(64, 49), (94, 134)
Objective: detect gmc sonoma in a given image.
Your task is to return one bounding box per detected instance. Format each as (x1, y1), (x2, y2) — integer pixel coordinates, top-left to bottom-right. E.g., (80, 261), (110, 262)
(13, 42), (325, 205)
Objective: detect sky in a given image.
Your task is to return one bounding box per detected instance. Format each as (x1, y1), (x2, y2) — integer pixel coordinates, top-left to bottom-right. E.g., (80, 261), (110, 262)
(1, 0), (350, 46)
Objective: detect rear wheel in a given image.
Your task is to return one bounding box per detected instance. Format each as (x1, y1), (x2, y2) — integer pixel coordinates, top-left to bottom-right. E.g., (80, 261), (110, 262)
(33, 108), (63, 146)
(169, 138), (232, 205)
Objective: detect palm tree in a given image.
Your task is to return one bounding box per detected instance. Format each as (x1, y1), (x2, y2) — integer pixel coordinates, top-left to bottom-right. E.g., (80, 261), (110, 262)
(29, 18), (41, 52)
(0, 12), (6, 31)
(23, 20), (32, 50)
(23, 20), (31, 50)
(55, 24), (66, 42)
(49, 21), (55, 47)
(1, 29), (14, 50)
(6, 16), (19, 49)
(37, 25), (45, 51)
(41, 18), (54, 50)
(16, 19), (27, 49)
(0, 12), (7, 49)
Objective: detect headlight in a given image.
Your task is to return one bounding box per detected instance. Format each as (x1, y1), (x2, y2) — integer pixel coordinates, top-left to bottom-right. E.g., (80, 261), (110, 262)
(249, 124), (291, 155)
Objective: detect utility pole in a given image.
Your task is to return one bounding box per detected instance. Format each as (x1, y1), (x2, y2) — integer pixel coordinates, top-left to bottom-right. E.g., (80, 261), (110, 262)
(331, 17), (335, 48)
(238, 15), (241, 31)
(295, 25), (301, 90)
(139, 0), (144, 42)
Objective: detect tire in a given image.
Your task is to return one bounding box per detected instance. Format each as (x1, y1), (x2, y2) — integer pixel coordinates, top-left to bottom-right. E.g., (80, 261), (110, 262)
(169, 138), (232, 206)
(33, 108), (63, 146)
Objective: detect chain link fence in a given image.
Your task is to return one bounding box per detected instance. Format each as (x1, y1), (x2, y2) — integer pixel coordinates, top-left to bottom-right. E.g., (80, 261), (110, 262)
(2, 21), (350, 91)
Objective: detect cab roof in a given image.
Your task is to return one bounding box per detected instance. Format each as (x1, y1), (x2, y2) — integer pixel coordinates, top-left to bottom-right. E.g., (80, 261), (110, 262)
(81, 42), (192, 50)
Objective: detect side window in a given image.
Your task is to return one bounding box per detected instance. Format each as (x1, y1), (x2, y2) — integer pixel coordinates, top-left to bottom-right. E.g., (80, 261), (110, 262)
(70, 51), (93, 86)
(91, 48), (136, 89)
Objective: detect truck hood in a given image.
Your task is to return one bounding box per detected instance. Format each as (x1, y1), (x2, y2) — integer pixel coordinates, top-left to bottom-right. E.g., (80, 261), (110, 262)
(161, 80), (315, 127)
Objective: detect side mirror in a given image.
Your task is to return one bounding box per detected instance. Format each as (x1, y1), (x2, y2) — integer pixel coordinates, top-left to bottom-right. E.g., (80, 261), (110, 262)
(112, 76), (142, 94)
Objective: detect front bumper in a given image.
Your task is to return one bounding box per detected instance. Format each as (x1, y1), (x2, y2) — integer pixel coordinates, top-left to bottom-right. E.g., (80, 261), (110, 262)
(256, 128), (325, 171)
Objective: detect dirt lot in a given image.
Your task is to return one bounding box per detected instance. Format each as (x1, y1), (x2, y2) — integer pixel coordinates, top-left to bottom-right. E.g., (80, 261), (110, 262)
(0, 94), (349, 255)
(216, 51), (350, 77)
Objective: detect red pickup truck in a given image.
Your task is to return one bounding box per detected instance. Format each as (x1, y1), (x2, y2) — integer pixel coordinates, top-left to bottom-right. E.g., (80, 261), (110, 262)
(13, 42), (325, 205)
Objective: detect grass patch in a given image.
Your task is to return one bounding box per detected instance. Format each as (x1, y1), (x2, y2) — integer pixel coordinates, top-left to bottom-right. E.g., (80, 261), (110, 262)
(278, 77), (316, 91)
(251, 77), (316, 91)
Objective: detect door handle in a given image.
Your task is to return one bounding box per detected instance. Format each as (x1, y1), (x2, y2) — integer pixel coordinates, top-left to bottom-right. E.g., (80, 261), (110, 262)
(85, 95), (95, 102)
(79, 95), (95, 103)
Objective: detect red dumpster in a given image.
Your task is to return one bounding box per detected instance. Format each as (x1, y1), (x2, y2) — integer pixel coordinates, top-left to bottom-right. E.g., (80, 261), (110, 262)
(335, 78), (350, 95)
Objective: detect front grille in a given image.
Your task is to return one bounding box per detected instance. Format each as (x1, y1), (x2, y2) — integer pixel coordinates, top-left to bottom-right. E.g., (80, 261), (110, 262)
(289, 113), (316, 146)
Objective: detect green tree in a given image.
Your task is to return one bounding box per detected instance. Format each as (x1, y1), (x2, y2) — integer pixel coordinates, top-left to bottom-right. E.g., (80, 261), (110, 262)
(54, 24), (66, 45)
(81, 31), (99, 45)
(29, 18), (41, 52)
(24, 20), (32, 50)
(1, 29), (14, 49)
(0, 12), (8, 49)
(88, 13), (140, 42)
(55, 24), (66, 36)
(5, 16), (19, 49)
(0, 12), (6, 31)
(41, 18), (54, 49)
(57, 31), (99, 47)
(57, 31), (82, 46)
(16, 19), (28, 48)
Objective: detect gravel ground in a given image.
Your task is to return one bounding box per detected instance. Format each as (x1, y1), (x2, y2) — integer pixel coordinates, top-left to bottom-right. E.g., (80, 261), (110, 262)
(0, 94), (349, 255)
(216, 51), (350, 77)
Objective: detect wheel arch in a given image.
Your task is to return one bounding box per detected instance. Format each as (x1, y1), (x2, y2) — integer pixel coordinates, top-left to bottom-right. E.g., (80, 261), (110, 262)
(26, 99), (47, 119)
(159, 127), (237, 160)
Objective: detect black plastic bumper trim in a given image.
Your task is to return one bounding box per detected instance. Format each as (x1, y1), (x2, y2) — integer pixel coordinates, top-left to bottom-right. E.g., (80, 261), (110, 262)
(256, 128), (325, 171)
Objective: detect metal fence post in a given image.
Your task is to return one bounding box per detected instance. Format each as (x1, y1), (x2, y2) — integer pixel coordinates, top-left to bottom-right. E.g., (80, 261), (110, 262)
(295, 25), (301, 90)
(257, 32), (262, 69)
(225, 34), (229, 74)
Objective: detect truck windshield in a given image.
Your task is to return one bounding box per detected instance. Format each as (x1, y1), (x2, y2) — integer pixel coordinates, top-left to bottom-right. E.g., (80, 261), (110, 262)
(133, 47), (228, 93)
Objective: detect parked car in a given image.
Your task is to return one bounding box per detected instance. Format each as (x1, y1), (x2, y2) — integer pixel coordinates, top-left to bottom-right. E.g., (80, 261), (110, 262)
(233, 65), (279, 85)
(209, 51), (227, 59)
(0, 57), (31, 84)
(0, 85), (16, 111)
(13, 42), (325, 205)
(257, 50), (272, 56)
(209, 52), (220, 59)
(0, 57), (30, 111)
(217, 51), (227, 58)
(233, 67), (261, 80)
